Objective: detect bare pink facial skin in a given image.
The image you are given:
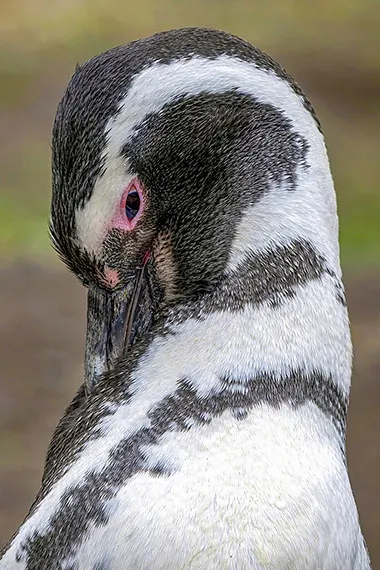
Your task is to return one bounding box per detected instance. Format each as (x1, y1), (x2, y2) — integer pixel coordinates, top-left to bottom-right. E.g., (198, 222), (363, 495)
(102, 267), (120, 288)
(101, 178), (145, 289)
(110, 177), (145, 232)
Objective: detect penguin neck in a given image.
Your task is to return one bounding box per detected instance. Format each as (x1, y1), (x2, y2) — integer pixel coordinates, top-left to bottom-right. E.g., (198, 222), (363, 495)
(136, 239), (351, 412)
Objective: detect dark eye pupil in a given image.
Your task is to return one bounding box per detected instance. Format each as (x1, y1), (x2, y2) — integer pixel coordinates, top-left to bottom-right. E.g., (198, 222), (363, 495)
(125, 189), (140, 220)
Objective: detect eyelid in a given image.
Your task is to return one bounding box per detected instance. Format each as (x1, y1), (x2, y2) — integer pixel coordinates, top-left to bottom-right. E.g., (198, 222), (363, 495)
(119, 178), (145, 231)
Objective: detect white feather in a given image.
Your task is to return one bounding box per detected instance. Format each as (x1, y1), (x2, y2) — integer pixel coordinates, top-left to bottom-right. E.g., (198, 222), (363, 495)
(1, 274), (354, 567)
(70, 405), (368, 569)
(1, 48), (368, 570)
(75, 54), (335, 268)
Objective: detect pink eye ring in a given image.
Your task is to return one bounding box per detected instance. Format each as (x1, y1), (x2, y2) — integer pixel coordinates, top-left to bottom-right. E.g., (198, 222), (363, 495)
(120, 178), (144, 230)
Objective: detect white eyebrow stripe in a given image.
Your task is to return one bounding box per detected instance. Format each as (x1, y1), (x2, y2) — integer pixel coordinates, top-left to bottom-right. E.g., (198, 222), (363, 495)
(75, 54), (331, 255)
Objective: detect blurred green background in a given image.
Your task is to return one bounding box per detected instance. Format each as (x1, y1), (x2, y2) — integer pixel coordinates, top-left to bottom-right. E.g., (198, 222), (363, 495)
(0, 0), (379, 565)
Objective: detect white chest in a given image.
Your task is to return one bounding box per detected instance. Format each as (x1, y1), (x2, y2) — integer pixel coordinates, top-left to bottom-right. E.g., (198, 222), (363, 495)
(69, 404), (366, 570)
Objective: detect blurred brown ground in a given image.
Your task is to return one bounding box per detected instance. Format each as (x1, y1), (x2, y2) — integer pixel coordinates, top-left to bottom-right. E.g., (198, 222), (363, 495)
(0, 1), (379, 566)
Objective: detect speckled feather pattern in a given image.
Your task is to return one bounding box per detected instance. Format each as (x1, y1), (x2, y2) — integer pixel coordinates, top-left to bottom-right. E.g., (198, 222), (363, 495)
(0, 27), (371, 569)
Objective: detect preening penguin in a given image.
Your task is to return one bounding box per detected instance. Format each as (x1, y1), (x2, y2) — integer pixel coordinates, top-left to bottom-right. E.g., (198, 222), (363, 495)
(0, 27), (371, 569)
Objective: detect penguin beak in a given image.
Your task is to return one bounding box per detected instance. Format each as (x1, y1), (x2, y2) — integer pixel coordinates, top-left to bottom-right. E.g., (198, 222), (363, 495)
(84, 254), (151, 393)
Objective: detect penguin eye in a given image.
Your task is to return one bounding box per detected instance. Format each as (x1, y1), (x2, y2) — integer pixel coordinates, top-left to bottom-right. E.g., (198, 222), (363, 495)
(125, 189), (140, 220)
(119, 179), (145, 231)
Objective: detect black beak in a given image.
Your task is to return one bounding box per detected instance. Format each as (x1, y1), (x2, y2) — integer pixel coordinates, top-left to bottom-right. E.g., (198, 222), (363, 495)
(84, 254), (151, 393)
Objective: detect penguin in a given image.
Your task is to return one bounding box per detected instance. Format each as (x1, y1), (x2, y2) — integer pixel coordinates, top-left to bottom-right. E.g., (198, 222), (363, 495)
(0, 27), (371, 570)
